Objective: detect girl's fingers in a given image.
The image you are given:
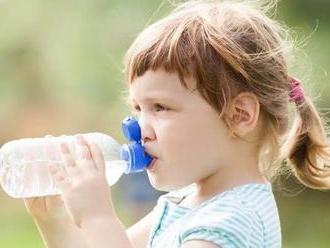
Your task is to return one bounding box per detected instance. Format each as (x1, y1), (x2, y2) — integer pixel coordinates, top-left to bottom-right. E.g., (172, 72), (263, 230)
(75, 135), (92, 160)
(60, 142), (76, 168)
(48, 163), (59, 175)
(90, 142), (106, 174)
(75, 135), (98, 171)
(59, 141), (84, 178)
(48, 163), (72, 191)
(55, 175), (72, 192)
(48, 163), (68, 177)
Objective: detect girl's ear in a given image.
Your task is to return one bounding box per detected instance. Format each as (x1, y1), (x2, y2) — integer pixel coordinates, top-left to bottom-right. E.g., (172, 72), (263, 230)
(226, 92), (260, 138)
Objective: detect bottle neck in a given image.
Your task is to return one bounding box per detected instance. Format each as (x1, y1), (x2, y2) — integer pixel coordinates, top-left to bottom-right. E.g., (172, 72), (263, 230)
(105, 160), (130, 174)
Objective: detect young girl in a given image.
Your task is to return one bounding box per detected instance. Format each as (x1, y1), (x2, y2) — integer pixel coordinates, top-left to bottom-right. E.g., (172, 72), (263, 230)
(24, 0), (330, 247)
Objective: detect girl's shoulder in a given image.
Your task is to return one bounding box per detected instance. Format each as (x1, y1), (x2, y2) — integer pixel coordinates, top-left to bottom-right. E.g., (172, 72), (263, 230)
(177, 183), (280, 247)
(155, 182), (278, 230)
(149, 183), (281, 248)
(159, 182), (274, 208)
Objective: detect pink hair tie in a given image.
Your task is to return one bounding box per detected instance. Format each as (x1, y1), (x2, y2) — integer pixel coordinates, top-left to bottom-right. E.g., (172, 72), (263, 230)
(289, 76), (305, 104)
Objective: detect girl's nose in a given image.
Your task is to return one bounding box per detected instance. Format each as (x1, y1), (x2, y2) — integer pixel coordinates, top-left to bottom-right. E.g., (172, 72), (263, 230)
(138, 116), (156, 143)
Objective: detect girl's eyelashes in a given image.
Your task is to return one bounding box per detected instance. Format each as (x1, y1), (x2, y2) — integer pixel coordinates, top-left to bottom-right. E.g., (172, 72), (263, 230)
(131, 104), (141, 117)
(154, 103), (169, 112)
(133, 104), (141, 112)
(131, 103), (170, 113)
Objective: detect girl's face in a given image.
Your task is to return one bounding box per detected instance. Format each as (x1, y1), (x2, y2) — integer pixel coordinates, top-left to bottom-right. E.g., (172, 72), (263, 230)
(129, 69), (234, 191)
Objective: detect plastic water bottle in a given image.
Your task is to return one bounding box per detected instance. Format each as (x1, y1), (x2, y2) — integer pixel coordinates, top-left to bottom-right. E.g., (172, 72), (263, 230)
(0, 116), (152, 198)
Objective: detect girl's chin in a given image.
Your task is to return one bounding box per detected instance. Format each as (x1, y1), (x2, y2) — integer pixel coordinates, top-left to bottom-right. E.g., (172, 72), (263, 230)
(146, 158), (159, 172)
(146, 173), (188, 192)
(146, 171), (170, 192)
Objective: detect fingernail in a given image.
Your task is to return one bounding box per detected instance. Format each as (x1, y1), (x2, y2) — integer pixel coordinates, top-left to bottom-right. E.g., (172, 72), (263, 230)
(48, 164), (56, 173)
(60, 142), (70, 153)
(75, 135), (86, 146)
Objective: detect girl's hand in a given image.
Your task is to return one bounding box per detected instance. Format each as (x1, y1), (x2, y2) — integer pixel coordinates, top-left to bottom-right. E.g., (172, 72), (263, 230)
(23, 195), (67, 221)
(24, 134), (69, 222)
(48, 135), (115, 228)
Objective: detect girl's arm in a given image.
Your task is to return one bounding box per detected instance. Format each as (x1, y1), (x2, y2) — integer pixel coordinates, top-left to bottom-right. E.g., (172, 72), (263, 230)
(48, 136), (154, 248)
(81, 214), (134, 248)
(34, 216), (88, 248)
(79, 207), (155, 248)
(24, 196), (88, 248)
(126, 210), (155, 248)
(25, 195), (154, 248)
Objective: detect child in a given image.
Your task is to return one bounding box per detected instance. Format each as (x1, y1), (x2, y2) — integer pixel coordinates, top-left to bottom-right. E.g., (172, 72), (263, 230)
(24, 0), (330, 247)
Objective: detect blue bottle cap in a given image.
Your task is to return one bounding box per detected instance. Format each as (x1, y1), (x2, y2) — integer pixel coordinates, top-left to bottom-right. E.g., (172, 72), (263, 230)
(120, 143), (153, 173)
(120, 116), (153, 173)
(121, 116), (141, 142)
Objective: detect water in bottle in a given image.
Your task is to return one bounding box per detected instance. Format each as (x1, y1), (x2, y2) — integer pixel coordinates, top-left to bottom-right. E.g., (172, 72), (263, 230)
(0, 116), (153, 198)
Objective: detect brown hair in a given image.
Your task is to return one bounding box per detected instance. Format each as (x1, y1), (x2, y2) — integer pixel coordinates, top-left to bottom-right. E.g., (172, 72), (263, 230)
(123, 0), (330, 190)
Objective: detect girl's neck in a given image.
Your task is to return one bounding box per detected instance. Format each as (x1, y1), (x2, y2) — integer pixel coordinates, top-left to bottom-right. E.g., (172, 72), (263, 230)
(180, 162), (268, 209)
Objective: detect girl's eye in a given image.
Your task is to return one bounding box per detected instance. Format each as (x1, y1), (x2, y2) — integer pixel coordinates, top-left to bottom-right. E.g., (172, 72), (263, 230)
(131, 103), (169, 114)
(131, 105), (141, 117)
(133, 105), (141, 112)
(154, 104), (169, 112)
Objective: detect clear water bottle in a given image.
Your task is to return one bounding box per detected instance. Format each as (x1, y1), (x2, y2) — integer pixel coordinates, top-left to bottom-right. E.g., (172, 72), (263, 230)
(0, 116), (152, 198)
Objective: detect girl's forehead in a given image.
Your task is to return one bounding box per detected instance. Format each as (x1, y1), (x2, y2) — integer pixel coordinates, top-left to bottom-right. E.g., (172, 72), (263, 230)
(128, 69), (197, 100)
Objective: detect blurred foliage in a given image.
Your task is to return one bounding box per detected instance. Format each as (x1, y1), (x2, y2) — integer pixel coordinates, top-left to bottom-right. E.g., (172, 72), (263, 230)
(0, 0), (329, 247)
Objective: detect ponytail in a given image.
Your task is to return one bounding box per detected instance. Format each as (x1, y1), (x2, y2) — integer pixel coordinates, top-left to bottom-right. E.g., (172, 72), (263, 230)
(282, 81), (330, 190)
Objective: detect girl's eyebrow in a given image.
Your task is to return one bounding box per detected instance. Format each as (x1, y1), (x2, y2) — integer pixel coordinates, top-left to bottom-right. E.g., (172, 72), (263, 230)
(128, 94), (178, 104)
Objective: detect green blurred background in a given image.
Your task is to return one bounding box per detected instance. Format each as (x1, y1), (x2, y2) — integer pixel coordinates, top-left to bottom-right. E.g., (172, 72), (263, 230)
(0, 0), (329, 247)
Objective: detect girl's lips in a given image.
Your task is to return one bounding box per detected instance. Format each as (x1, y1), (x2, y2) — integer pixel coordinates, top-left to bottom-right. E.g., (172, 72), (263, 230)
(147, 158), (158, 171)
